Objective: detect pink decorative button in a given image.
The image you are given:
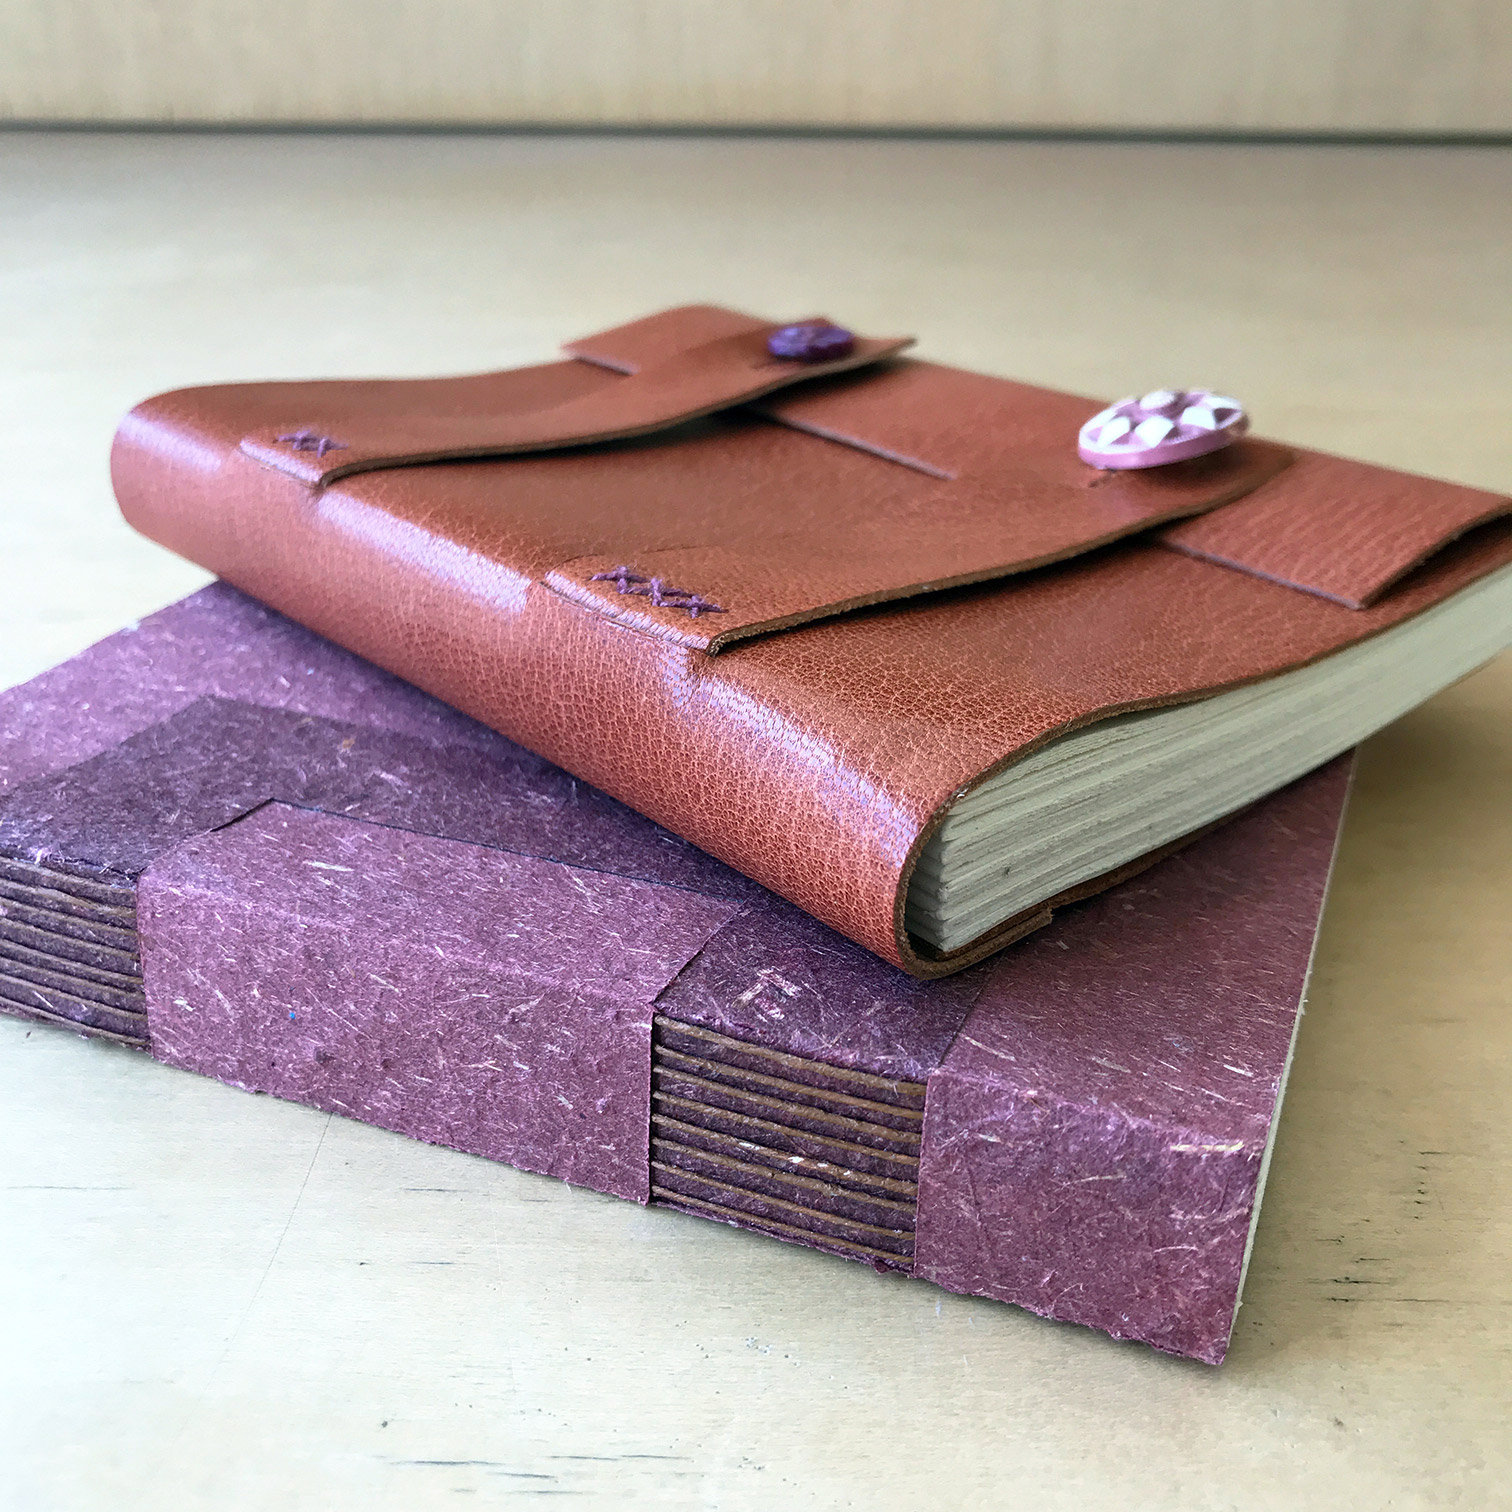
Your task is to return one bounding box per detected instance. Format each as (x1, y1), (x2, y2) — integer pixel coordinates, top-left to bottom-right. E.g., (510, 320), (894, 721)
(1078, 389), (1248, 470)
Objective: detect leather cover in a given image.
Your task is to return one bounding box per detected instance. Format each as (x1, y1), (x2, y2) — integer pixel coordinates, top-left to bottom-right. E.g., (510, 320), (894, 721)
(0, 585), (1354, 1362)
(109, 305), (1512, 974)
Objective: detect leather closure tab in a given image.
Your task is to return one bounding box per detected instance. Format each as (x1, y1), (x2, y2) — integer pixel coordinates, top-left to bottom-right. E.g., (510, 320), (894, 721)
(239, 312), (913, 488)
(1159, 450), (1512, 608)
(564, 304), (780, 373)
(533, 349), (1294, 654)
(546, 437), (1294, 654)
(229, 305), (1298, 656)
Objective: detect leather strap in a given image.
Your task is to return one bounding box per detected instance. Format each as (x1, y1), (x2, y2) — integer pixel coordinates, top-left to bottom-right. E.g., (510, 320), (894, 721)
(239, 307), (913, 488)
(1159, 450), (1512, 607)
(544, 439), (1294, 653)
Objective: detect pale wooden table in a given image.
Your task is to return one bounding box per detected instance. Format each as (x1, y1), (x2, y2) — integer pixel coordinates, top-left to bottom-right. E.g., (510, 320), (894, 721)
(2, 132), (1509, 1511)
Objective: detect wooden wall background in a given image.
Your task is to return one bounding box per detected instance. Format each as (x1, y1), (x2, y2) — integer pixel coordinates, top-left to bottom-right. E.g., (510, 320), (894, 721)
(2, 0), (1508, 133)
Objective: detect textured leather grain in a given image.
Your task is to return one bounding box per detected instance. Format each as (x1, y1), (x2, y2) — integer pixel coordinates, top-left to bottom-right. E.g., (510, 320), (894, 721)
(1159, 447), (1511, 607)
(111, 305), (1512, 975)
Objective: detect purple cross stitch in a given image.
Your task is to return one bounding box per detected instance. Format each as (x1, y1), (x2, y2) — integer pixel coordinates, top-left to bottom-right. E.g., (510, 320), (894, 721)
(590, 566), (725, 618)
(276, 429), (348, 458)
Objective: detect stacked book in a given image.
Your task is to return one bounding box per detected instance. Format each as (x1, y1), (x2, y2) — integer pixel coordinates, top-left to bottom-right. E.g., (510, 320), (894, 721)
(5, 307), (1508, 1363)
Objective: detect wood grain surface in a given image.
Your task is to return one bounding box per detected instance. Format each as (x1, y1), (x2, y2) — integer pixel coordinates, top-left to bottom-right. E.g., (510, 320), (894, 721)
(2, 2), (1510, 133)
(1, 131), (1509, 1511)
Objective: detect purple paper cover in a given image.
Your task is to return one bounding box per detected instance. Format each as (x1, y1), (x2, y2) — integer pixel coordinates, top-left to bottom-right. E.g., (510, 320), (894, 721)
(0, 584), (1352, 1362)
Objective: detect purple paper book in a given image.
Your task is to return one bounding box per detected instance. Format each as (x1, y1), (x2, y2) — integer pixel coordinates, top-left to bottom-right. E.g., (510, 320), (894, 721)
(0, 584), (1352, 1363)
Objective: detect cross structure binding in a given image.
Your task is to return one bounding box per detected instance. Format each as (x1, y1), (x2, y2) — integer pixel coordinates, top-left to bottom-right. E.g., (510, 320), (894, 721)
(275, 429), (348, 458)
(589, 566), (725, 618)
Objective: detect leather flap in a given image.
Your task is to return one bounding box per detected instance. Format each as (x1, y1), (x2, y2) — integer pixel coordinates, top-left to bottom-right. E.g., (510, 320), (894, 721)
(230, 306), (1294, 653)
(239, 306), (912, 488)
(543, 357), (1293, 653)
(1159, 450), (1512, 608)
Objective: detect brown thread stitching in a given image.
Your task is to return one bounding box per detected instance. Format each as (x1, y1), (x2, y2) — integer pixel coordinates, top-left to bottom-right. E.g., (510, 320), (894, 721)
(589, 566), (725, 618)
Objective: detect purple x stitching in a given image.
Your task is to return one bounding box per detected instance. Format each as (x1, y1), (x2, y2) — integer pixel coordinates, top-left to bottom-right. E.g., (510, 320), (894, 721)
(276, 429), (348, 458)
(589, 566), (725, 618)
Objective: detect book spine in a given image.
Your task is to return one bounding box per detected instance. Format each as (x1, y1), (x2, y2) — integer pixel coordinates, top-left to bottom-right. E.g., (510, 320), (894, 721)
(110, 398), (930, 973)
(129, 793), (1273, 1364)
(136, 801), (743, 1204)
(914, 1069), (1256, 1364)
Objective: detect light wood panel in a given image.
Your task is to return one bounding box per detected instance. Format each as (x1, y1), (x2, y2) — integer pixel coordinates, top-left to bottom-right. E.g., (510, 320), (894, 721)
(1, 131), (1510, 1510)
(1, 1), (1509, 133)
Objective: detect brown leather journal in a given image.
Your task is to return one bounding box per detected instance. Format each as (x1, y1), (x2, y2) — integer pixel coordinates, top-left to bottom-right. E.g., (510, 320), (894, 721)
(111, 305), (1512, 975)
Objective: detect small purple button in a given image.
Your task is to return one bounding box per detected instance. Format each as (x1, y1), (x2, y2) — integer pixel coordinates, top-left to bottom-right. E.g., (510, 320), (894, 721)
(1078, 389), (1248, 470)
(767, 320), (856, 364)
